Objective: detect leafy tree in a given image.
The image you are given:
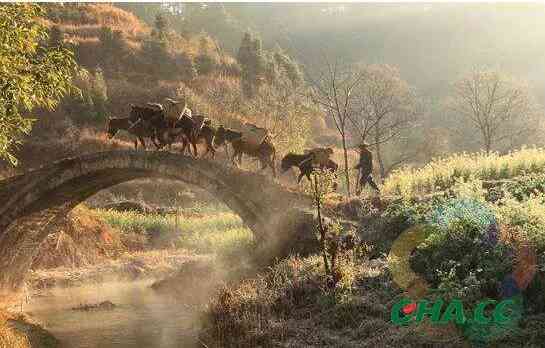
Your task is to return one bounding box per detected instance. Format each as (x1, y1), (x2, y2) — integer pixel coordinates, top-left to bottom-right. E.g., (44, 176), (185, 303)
(0, 4), (77, 165)
(98, 26), (126, 75)
(152, 13), (169, 43)
(175, 52), (197, 81)
(141, 38), (173, 79)
(273, 48), (302, 87)
(48, 25), (63, 48)
(63, 68), (108, 122)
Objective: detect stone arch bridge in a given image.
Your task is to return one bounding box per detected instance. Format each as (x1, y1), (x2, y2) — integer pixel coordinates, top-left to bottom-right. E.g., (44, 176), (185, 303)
(0, 151), (315, 303)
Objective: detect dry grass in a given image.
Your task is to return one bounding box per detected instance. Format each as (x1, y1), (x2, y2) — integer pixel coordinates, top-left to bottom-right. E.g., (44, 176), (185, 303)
(32, 205), (132, 270)
(201, 256), (416, 347)
(44, 4), (149, 43)
(28, 249), (200, 290)
(0, 312), (29, 348)
(200, 255), (467, 347)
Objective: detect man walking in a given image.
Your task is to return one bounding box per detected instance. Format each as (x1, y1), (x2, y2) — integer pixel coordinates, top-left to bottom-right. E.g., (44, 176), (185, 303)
(355, 143), (380, 194)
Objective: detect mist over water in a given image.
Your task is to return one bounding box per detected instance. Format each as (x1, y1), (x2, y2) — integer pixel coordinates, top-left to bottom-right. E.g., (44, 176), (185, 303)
(24, 280), (200, 348)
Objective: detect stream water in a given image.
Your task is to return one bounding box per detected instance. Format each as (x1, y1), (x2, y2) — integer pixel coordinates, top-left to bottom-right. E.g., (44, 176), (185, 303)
(24, 280), (200, 348)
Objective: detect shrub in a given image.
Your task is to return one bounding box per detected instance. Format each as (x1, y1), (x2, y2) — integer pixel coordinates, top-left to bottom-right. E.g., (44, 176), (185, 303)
(411, 199), (518, 307)
(195, 52), (217, 75)
(201, 254), (366, 347)
(174, 51), (197, 81)
(62, 68), (109, 122)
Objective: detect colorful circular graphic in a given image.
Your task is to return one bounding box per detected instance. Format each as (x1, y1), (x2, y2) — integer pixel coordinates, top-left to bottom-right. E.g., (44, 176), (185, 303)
(387, 198), (537, 344)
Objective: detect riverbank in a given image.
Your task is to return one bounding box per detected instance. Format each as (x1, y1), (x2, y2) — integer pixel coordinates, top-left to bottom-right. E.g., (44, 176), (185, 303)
(0, 311), (59, 348)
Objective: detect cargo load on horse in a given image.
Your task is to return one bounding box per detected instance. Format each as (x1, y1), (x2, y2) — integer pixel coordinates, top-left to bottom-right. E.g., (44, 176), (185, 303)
(190, 114), (206, 139)
(147, 98), (192, 128)
(304, 147), (334, 167)
(240, 122), (269, 149)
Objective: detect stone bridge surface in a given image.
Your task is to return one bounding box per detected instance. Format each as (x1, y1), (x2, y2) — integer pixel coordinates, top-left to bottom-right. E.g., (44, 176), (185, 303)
(0, 151), (315, 302)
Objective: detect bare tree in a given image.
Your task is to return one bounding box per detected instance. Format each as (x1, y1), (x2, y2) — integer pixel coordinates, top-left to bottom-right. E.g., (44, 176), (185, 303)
(447, 69), (539, 155)
(307, 59), (364, 197)
(348, 64), (419, 179)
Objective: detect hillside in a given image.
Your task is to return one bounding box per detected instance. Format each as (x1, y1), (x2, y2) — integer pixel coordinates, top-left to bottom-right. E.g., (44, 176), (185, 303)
(1, 3), (318, 176)
(199, 149), (545, 347)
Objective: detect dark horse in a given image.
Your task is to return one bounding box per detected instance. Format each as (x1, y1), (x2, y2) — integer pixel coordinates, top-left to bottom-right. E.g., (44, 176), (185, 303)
(128, 103), (169, 148)
(177, 119), (216, 158)
(214, 125), (277, 177)
(281, 152), (338, 183)
(160, 115), (216, 158)
(106, 117), (161, 150)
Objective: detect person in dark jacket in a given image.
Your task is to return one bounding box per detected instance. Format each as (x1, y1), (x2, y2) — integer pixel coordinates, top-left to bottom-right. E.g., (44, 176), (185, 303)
(355, 143), (380, 194)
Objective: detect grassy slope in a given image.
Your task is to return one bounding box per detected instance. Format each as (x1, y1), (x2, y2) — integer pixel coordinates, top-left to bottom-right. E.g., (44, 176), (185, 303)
(200, 149), (545, 347)
(95, 206), (254, 255)
(0, 312), (59, 348)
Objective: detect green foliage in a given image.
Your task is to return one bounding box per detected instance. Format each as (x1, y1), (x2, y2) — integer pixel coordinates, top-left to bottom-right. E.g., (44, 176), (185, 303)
(384, 148), (545, 197)
(48, 25), (63, 48)
(411, 200), (515, 307)
(141, 38), (171, 77)
(501, 174), (545, 202)
(62, 68), (108, 122)
(96, 208), (253, 255)
(237, 31), (266, 98)
(195, 53), (217, 75)
(273, 49), (302, 86)
(495, 193), (545, 251)
(0, 4), (77, 165)
(98, 26), (126, 74)
(152, 13), (169, 42)
(174, 52), (197, 81)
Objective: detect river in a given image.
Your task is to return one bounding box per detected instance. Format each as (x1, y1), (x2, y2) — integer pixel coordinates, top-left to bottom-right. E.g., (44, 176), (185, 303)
(24, 280), (201, 348)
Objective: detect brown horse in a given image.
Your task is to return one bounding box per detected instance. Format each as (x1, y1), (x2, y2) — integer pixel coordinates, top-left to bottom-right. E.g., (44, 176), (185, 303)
(155, 115), (216, 158)
(106, 117), (160, 150)
(180, 120), (216, 158)
(214, 126), (277, 177)
(281, 152), (338, 183)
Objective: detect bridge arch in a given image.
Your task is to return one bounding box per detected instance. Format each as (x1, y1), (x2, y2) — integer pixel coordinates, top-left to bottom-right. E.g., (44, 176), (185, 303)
(0, 151), (314, 302)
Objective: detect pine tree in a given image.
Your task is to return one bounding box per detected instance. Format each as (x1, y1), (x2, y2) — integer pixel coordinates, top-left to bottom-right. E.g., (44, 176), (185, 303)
(153, 13), (169, 43)
(237, 32), (265, 98)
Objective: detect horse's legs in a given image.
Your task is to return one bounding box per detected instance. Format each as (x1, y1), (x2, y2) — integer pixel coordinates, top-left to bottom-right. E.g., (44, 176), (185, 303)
(268, 155), (277, 178)
(191, 141), (198, 157)
(139, 137), (146, 151)
(231, 149), (239, 166)
(270, 160), (277, 177)
(180, 137), (188, 155)
(224, 146), (230, 161)
(209, 146), (215, 159)
(151, 136), (161, 150)
(205, 137), (215, 159)
(258, 159), (267, 172)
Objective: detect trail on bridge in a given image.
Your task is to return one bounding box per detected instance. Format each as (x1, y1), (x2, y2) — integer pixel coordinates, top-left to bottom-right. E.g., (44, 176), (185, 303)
(0, 150), (316, 304)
